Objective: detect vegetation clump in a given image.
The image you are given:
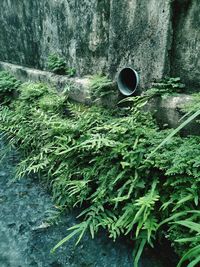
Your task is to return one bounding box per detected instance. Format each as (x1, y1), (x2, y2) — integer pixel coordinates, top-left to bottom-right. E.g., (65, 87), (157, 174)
(0, 71), (200, 267)
(47, 53), (76, 77)
(146, 77), (185, 97)
(89, 74), (115, 100)
(0, 71), (21, 103)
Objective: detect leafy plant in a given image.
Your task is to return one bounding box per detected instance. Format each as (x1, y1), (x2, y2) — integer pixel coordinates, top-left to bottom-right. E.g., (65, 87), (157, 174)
(89, 74), (115, 100)
(0, 71), (21, 103)
(47, 53), (67, 75)
(66, 68), (76, 77)
(47, 54), (76, 77)
(147, 109), (200, 159)
(0, 73), (200, 267)
(146, 77), (185, 97)
(158, 210), (200, 267)
(175, 216), (200, 267)
(146, 91), (200, 266)
(180, 93), (200, 123)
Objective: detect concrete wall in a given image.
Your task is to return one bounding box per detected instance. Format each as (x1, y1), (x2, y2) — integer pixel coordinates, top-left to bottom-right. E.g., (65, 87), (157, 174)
(170, 0), (200, 89)
(0, 0), (199, 90)
(0, 0), (110, 75)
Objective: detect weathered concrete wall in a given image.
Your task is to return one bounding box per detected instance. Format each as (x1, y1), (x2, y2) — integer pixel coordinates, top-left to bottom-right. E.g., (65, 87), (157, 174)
(0, 0), (199, 89)
(108, 0), (172, 88)
(0, 0), (110, 75)
(171, 0), (200, 89)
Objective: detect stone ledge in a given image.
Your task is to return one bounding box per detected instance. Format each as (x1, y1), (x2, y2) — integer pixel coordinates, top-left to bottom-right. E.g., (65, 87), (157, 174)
(147, 95), (199, 135)
(0, 61), (119, 107)
(0, 61), (198, 134)
(0, 61), (92, 104)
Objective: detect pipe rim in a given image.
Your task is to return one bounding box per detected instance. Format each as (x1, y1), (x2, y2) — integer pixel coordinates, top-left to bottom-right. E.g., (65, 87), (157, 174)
(117, 67), (139, 96)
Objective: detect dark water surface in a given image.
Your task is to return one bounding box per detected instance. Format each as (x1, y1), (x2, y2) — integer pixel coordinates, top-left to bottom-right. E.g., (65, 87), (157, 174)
(0, 137), (172, 267)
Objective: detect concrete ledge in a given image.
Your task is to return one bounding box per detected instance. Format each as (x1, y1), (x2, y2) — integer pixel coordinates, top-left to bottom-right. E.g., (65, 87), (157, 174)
(147, 95), (200, 135)
(0, 61), (92, 104)
(0, 61), (198, 134)
(0, 61), (119, 107)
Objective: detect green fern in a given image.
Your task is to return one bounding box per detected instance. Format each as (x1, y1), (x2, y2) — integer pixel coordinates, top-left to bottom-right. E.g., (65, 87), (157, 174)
(0, 73), (200, 267)
(89, 74), (115, 100)
(0, 71), (21, 103)
(47, 53), (67, 75)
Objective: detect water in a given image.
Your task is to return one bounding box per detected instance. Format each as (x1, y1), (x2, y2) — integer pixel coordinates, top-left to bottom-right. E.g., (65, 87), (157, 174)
(0, 137), (171, 267)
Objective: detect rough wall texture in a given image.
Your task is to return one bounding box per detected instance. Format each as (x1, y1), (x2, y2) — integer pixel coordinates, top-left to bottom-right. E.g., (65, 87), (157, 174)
(0, 0), (199, 89)
(171, 0), (200, 89)
(0, 0), (110, 75)
(108, 0), (172, 88)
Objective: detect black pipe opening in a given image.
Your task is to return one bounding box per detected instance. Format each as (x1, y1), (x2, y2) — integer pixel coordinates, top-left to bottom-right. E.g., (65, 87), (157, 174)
(117, 67), (139, 96)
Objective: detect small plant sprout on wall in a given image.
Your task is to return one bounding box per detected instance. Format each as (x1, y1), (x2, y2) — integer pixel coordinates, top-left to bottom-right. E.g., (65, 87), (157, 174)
(47, 53), (76, 77)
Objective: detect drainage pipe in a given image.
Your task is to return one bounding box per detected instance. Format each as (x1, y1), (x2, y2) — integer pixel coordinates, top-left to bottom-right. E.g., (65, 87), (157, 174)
(117, 67), (139, 96)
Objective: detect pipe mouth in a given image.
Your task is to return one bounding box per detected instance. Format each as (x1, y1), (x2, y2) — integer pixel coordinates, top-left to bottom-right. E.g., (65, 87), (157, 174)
(117, 67), (139, 96)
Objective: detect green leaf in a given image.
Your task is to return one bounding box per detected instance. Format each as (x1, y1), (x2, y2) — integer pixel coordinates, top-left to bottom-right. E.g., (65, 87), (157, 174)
(187, 254), (200, 267)
(51, 228), (82, 253)
(147, 109), (200, 159)
(177, 245), (200, 267)
(173, 220), (200, 233)
(133, 239), (146, 267)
